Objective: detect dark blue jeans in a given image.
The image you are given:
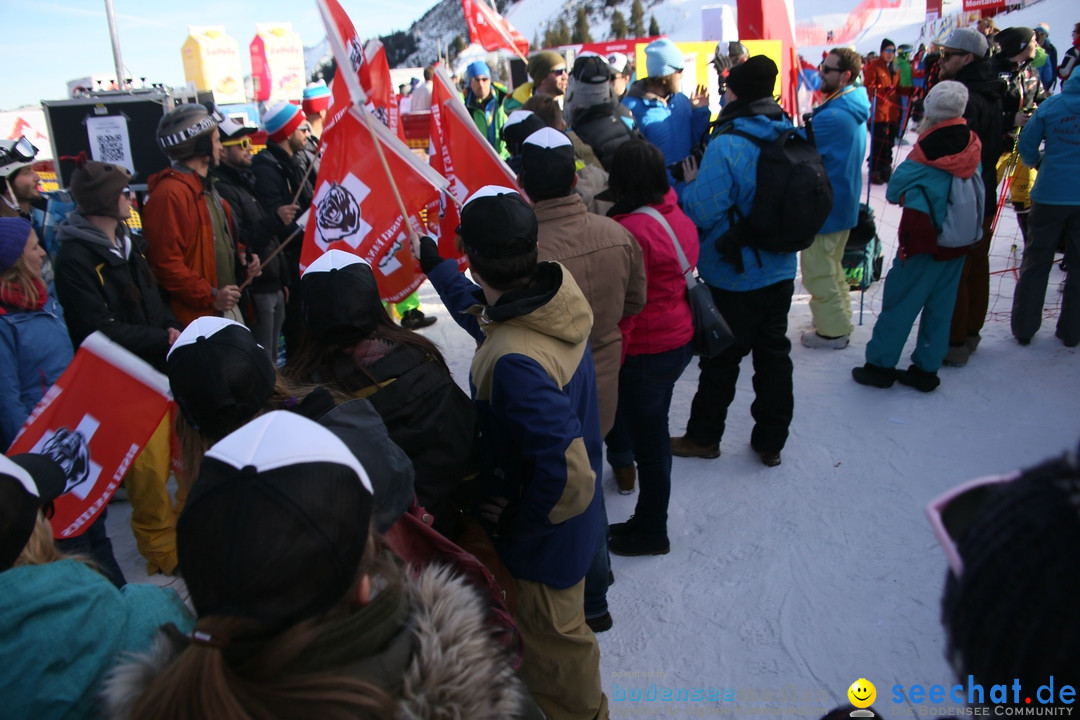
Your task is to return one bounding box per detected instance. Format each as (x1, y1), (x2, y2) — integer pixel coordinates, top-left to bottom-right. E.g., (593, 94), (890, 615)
(607, 342), (694, 536)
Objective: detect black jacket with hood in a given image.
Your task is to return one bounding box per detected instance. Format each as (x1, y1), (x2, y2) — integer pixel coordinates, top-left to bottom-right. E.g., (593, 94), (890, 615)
(53, 212), (179, 371)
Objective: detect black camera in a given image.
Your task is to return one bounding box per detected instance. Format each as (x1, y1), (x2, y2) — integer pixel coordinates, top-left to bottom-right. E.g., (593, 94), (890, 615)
(668, 143), (706, 183)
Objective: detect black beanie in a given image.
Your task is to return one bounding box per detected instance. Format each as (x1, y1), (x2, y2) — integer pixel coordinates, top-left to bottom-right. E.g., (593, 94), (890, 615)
(995, 27), (1035, 59)
(70, 160), (131, 218)
(880, 38), (895, 53)
(726, 55), (778, 101)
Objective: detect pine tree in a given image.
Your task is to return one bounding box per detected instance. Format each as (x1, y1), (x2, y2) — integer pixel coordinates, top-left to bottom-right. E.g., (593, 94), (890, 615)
(648, 15), (660, 36)
(572, 8), (593, 44)
(452, 34), (466, 55)
(534, 29), (541, 50)
(610, 10), (628, 40)
(629, 0), (646, 37)
(604, 0), (619, 7)
(555, 18), (571, 46)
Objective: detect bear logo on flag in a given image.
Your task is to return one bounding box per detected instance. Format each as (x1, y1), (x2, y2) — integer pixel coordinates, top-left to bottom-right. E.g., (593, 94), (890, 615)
(313, 175), (372, 250)
(41, 427), (93, 495)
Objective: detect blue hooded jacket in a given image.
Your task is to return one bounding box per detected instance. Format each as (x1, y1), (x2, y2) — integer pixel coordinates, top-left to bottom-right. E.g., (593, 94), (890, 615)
(622, 79), (711, 197)
(1018, 71), (1080, 206)
(810, 85), (871, 234)
(682, 102), (798, 291)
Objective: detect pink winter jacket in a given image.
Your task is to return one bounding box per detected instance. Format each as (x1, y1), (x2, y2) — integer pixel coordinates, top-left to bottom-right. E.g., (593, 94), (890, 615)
(613, 189), (698, 357)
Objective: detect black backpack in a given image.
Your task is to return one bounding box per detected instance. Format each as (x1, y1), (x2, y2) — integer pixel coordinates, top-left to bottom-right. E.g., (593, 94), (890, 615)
(716, 121), (833, 272)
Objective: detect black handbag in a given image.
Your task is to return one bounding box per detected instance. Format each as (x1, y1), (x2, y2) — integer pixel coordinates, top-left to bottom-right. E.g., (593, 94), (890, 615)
(632, 207), (734, 358)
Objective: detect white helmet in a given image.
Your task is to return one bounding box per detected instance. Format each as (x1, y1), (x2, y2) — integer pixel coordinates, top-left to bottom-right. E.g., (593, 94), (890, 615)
(0, 137), (38, 179)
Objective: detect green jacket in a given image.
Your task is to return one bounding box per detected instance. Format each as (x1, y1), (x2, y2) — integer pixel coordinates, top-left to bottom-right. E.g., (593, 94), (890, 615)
(465, 83), (511, 159)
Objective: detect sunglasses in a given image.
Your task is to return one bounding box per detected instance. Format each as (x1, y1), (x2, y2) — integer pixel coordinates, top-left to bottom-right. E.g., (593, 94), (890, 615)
(2, 136), (39, 164)
(940, 50), (968, 61)
(222, 137), (252, 149)
(298, 124), (312, 133)
(120, 187), (135, 199)
(819, 63), (844, 73)
(926, 471), (1020, 577)
(551, 68), (568, 76)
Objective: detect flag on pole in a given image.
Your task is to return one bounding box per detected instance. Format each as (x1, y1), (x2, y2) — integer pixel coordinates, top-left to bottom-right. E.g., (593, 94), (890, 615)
(301, 107), (446, 303)
(358, 40), (404, 140)
(319, 0), (402, 139)
(6, 333), (173, 540)
(312, 0), (450, 301)
(462, 0), (529, 58)
(426, 65), (521, 264)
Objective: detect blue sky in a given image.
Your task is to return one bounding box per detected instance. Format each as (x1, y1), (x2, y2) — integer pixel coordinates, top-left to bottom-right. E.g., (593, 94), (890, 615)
(1, 0), (432, 109)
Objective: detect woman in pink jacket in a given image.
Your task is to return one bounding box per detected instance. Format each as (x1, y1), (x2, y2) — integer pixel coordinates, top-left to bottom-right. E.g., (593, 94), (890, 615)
(604, 140), (698, 557)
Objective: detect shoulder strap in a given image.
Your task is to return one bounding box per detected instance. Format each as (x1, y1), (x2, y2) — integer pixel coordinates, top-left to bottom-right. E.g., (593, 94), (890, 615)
(631, 206), (694, 289)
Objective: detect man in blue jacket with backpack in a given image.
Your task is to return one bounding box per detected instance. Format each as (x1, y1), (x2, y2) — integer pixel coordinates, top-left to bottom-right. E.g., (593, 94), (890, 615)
(673, 56), (797, 468)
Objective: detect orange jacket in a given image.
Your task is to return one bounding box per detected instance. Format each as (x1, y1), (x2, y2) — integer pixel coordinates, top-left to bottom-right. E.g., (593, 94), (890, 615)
(143, 167), (235, 327)
(863, 58), (902, 124)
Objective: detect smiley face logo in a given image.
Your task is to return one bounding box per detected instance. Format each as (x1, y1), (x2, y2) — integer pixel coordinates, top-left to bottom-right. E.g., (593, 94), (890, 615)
(847, 678), (876, 708)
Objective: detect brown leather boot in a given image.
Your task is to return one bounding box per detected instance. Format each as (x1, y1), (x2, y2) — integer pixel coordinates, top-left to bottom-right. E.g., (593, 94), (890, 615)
(670, 436), (721, 459)
(613, 465), (636, 494)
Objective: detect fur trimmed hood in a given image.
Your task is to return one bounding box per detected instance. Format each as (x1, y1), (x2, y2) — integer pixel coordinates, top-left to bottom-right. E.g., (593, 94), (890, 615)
(101, 564), (534, 719)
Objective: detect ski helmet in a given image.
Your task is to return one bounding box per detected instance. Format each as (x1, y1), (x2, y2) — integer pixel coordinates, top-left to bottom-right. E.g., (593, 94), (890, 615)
(156, 103), (223, 161)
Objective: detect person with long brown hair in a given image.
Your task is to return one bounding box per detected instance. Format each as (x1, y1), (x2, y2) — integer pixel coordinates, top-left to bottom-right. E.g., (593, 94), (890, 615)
(164, 316), (415, 532)
(0, 217), (73, 450)
(102, 412), (535, 720)
(602, 140), (697, 557)
(285, 250), (477, 538)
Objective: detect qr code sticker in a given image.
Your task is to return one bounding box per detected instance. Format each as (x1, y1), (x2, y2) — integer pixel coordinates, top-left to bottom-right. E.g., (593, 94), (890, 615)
(96, 133), (124, 163)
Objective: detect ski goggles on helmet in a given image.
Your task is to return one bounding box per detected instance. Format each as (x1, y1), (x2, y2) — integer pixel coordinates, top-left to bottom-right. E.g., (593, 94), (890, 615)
(0, 137), (39, 176)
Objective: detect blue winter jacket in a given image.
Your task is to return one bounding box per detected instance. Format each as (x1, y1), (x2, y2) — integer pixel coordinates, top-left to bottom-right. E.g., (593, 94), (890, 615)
(682, 104), (799, 292)
(810, 85), (871, 234)
(623, 79), (711, 197)
(1018, 71), (1080, 206)
(426, 259), (604, 589)
(0, 559), (193, 720)
(0, 294), (73, 449)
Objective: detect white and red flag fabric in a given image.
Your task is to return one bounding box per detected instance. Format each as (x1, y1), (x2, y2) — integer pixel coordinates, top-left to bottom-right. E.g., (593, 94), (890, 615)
(300, 108), (445, 302)
(462, 0), (529, 58)
(321, 0), (403, 140)
(426, 65), (521, 265)
(6, 333), (172, 540)
(311, 0), (449, 302)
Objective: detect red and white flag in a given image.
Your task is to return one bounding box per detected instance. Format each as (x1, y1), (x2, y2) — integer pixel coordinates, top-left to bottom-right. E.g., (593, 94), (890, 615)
(301, 107), (446, 303)
(427, 65), (521, 264)
(7, 333), (172, 540)
(320, 0), (402, 140)
(462, 0), (529, 58)
(312, 0), (449, 301)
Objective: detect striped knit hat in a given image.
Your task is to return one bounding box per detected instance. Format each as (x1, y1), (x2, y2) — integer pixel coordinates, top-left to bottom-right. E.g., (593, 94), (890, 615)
(302, 80), (331, 116)
(262, 101), (303, 143)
